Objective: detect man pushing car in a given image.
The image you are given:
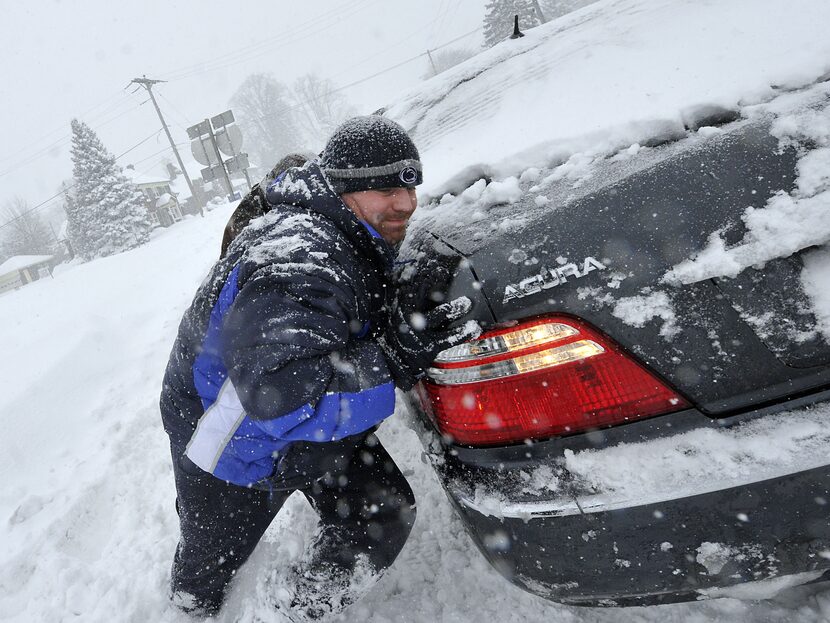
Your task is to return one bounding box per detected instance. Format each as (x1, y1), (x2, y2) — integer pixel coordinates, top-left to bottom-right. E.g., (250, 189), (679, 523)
(159, 115), (480, 619)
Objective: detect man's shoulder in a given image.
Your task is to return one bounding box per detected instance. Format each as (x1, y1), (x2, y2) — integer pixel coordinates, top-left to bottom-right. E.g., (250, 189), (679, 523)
(236, 203), (353, 272)
(241, 203), (343, 247)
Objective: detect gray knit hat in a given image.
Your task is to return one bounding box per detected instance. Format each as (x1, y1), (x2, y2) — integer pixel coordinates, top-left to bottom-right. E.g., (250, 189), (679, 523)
(321, 116), (422, 194)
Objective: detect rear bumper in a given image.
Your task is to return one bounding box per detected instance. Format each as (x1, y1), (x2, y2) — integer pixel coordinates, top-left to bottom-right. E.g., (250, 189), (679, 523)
(406, 388), (830, 606)
(446, 464), (830, 606)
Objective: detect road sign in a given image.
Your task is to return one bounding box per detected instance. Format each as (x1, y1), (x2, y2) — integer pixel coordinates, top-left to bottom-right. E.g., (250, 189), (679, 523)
(224, 153), (250, 174)
(191, 136), (219, 166)
(186, 120), (211, 140)
(215, 125), (243, 156)
(211, 110), (235, 128)
(200, 164), (225, 183)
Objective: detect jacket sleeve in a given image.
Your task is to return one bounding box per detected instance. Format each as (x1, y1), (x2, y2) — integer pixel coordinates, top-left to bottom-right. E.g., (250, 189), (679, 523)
(184, 256), (396, 487)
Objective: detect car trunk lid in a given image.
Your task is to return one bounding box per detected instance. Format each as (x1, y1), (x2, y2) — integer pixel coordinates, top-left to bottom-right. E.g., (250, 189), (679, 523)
(410, 116), (830, 415)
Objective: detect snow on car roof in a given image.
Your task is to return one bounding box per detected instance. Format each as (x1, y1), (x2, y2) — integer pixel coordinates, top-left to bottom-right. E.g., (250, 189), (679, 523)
(385, 0), (830, 197)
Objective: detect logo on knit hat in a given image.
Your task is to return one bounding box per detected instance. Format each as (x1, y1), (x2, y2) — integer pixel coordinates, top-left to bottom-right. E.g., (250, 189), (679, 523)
(399, 166), (418, 185)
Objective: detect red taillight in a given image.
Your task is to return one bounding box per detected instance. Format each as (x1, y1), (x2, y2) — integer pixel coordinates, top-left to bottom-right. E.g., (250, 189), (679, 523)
(416, 316), (689, 446)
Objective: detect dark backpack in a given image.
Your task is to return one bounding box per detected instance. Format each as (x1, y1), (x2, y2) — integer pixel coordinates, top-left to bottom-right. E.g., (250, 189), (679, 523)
(219, 153), (310, 257)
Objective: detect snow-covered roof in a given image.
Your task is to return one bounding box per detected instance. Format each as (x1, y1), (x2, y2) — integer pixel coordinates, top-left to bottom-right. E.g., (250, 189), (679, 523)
(0, 254), (54, 274)
(155, 193), (172, 208)
(180, 159), (203, 179)
(122, 166), (169, 187)
(384, 0), (830, 197)
(166, 159), (205, 200)
(169, 175), (192, 200)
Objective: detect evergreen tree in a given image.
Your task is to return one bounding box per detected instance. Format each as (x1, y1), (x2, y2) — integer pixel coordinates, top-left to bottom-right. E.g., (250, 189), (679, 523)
(69, 119), (152, 259)
(61, 182), (92, 259)
(483, 0), (543, 48)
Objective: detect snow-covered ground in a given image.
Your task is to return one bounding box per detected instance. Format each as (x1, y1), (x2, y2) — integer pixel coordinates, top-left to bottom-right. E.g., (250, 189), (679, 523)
(3, 0), (830, 620)
(1, 205), (829, 623)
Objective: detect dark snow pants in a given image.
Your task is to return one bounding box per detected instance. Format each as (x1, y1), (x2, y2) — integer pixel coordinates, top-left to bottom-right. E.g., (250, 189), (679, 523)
(169, 433), (416, 614)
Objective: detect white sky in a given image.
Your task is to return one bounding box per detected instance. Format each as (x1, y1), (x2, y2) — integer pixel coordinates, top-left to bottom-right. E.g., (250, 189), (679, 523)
(0, 0), (485, 218)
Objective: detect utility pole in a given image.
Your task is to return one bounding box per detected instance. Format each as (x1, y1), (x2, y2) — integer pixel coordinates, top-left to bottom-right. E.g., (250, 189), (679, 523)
(48, 221), (59, 245)
(426, 48), (438, 77)
(129, 76), (203, 217)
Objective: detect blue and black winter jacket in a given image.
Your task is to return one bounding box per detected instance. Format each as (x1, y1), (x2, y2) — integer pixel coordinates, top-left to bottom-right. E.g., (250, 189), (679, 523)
(160, 162), (397, 488)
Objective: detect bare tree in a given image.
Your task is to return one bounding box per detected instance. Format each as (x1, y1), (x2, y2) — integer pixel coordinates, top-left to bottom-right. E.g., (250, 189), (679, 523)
(422, 47), (477, 80)
(292, 74), (357, 148)
(229, 73), (303, 171)
(0, 197), (55, 258)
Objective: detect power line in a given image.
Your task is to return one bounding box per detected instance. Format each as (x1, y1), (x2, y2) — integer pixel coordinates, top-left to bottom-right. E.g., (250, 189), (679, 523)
(444, 1), (466, 46)
(160, 0), (381, 83)
(90, 97), (149, 131)
(0, 24), (482, 231)
(249, 26), (482, 127)
(432, 26), (482, 52)
(157, 92), (191, 130)
(332, 11), (448, 77)
(117, 130), (165, 160)
(0, 90), (129, 168)
(0, 90), (144, 171)
(129, 140), (189, 169)
(185, 1), (474, 86)
(430, 0), (452, 48)
(0, 129), (166, 231)
(2, 1), (475, 187)
(0, 93), (146, 180)
(2, 18), (477, 185)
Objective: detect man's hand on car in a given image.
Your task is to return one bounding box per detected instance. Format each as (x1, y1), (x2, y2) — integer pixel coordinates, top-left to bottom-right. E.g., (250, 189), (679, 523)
(380, 294), (482, 390)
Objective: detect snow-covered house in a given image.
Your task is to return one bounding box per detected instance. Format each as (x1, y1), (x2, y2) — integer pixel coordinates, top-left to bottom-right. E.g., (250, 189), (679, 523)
(0, 254), (54, 294)
(168, 161), (212, 215)
(167, 159), (246, 215)
(124, 166), (183, 227)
